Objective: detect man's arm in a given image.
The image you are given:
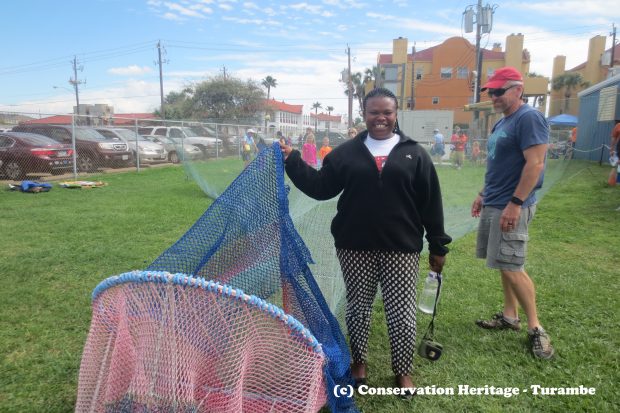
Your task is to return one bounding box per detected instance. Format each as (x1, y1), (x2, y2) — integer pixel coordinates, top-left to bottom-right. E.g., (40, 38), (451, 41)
(499, 143), (547, 231)
(611, 125), (620, 154)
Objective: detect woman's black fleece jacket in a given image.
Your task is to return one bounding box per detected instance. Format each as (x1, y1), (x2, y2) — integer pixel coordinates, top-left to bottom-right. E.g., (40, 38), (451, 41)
(284, 130), (451, 256)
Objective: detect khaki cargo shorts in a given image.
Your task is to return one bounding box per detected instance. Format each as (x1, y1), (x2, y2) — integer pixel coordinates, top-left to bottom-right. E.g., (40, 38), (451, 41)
(476, 205), (536, 271)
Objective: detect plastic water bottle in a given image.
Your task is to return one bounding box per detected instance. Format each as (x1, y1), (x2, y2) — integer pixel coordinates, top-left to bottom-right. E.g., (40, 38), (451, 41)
(418, 271), (441, 314)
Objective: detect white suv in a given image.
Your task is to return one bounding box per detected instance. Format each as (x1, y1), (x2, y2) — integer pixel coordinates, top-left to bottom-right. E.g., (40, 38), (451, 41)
(138, 126), (222, 158)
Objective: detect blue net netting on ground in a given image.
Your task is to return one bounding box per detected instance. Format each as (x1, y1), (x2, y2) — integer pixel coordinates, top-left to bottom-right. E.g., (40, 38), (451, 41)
(147, 143), (358, 413)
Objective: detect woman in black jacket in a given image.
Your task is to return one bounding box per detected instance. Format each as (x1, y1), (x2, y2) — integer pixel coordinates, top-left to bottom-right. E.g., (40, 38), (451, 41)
(281, 88), (451, 397)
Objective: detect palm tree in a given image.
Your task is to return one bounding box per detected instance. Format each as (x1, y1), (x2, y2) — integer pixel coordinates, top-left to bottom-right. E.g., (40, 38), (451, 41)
(326, 106), (334, 134)
(364, 65), (384, 88)
(312, 102), (322, 132)
(552, 72), (589, 114)
(262, 76), (277, 100)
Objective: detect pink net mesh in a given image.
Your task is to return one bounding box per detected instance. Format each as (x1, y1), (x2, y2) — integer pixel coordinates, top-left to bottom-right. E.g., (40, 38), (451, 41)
(76, 271), (327, 412)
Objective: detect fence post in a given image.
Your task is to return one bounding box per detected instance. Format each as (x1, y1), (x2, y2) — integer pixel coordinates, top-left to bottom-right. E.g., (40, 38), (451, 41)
(71, 114), (78, 179)
(215, 125), (219, 160)
(134, 119), (140, 172)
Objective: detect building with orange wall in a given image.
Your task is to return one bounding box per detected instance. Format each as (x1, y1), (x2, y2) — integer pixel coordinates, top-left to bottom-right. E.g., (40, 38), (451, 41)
(375, 35), (548, 129)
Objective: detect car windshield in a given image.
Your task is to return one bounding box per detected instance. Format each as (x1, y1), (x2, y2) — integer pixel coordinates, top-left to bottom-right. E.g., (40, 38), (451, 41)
(76, 128), (110, 141)
(180, 127), (200, 137)
(113, 129), (148, 141)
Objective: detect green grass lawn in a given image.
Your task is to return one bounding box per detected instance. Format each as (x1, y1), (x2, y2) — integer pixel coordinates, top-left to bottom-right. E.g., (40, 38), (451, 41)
(0, 158), (618, 412)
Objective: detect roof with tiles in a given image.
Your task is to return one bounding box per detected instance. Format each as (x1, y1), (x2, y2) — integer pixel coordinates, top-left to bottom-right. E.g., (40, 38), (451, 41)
(21, 113), (158, 125)
(265, 99), (303, 114)
(311, 112), (342, 122)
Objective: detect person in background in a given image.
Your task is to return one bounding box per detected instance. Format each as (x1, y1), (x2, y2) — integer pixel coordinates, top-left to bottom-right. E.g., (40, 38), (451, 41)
(451, 127), (467, 169)
(471, 140), (482, 165)
(301, 133), (317, 168)
(318, 136), (332, 168)
(610, 120), (620, 158)
(431, 128), (445, 164)
(471, 66), (554, 360)
(457, 130), (468, 168)
(242, 128), (258, 167)
(276, 130), (285, 145)
(280, 87), (451, 398)
(348, 127), (358, 139)
(450, 126), (460, 163)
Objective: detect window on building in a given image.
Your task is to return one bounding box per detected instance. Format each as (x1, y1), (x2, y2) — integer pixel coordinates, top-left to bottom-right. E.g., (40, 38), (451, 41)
(384, 83), (398, 96)
(440, 67), (452, 79)
(457, 67), (469, 79)
(416, 68), (423, 80)
(384, 66), (398, 81)
(432, 97), (439, 105)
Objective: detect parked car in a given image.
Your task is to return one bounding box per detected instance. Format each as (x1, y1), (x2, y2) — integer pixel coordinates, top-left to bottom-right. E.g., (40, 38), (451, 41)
(12, 124), (132, 172)
(94, 127), (167, 164)
(142, 135), (202, 163)
(0, 132), (74, 179)
(137, 126), (222, 158)
(188, 124), (236, 155)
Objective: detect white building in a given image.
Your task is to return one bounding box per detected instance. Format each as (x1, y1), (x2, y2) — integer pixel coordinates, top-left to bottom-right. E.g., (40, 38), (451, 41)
(263, 99), (348, 138)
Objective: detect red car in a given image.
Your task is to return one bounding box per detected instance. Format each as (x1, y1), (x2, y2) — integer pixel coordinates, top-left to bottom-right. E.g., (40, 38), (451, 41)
(0, 132), (74, 180)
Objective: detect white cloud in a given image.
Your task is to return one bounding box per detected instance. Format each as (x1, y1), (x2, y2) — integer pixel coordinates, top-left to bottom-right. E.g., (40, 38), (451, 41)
(219, 4), (233, 10)
(164, 2), (208, 18)
(108, 65), (154, 76)
(289, 3), (325, 15)
(162, 12), (183, 21)
(243, 2), (260, 10)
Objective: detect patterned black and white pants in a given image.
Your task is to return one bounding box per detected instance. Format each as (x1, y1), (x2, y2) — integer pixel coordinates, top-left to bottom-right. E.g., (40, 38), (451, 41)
(336, 248), (420, 375)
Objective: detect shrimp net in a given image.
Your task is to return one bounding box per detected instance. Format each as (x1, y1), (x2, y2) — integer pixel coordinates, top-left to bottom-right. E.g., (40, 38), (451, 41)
(76, 144), (357, 413)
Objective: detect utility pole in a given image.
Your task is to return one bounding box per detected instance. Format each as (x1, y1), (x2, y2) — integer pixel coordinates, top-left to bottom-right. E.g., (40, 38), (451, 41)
(347, 45), (353, 128)
(69, 56), (85, 123)
(222, 65), (228, 80)
(157, 40), (165, 120)
(464, 2), (495, 134)
(474, 0), (483, 108)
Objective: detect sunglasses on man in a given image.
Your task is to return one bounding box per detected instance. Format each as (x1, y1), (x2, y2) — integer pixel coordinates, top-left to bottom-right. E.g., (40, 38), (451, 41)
(487, 85), (518, 98)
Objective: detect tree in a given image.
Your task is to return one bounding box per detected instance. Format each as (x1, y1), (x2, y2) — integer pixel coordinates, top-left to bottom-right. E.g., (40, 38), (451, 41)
(155, 87), (194, 120)
(364, 65), (384, 88)
(552, 72), (589, 114)
(343, 72), (365, 117)
(326, 106), (334, 133)
(262, 76), (277, 100)
(312, 102), (322, 132)
(191, 75), (266, 123)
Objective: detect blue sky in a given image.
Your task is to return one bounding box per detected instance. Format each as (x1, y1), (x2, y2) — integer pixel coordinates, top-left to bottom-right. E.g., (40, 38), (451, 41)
(1, 0), (618, 119)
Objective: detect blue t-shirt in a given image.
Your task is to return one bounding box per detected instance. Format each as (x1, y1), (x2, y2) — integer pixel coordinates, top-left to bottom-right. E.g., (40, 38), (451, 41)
(483, 104), (548, 208)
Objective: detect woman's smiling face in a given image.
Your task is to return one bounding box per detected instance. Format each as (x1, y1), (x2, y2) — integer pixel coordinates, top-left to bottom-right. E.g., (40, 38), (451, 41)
(363, 96), (397, 140)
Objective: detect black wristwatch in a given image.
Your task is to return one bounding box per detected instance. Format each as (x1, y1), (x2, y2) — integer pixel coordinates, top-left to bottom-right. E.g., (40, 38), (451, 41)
(510, 196), (524, 206)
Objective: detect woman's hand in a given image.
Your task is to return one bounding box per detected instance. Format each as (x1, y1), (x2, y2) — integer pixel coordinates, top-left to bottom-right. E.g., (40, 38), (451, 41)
(429, 254), (445, 274)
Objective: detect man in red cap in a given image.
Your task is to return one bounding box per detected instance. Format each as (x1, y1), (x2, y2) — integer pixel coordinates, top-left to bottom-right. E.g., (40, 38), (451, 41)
(470, 66), (554, 359)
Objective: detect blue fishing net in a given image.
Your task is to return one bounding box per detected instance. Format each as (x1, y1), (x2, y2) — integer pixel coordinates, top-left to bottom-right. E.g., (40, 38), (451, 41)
(148, 143), (358, 413)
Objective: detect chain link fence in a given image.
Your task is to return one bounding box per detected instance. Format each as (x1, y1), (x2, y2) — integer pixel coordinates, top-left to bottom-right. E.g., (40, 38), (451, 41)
(0, 111), (259, 182)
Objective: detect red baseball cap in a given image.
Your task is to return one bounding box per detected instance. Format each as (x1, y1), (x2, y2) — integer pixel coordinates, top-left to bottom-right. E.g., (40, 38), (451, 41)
(480, 67), (523, 91)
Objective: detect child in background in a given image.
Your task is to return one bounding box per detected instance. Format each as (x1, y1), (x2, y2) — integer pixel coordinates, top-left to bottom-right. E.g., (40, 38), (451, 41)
(318, 136), (332, 168)
(471, 140), (481, 165)
(301, 133), (317, 168)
